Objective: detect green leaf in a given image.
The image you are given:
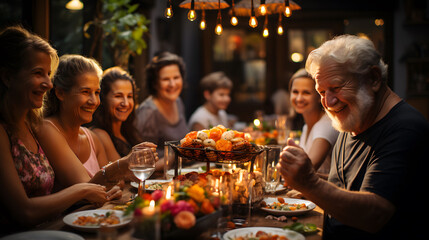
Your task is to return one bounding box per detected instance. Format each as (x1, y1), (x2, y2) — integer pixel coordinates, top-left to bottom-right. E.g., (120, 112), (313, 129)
(128, 3), (139, 13)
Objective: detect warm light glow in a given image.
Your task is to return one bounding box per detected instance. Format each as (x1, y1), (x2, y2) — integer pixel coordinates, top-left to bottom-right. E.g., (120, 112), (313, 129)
(259, 4), (267, 15)
(166, 186), (172, 199)
(375, 18), (384, 26)
(164, 7), (173, 18)
(200, 19), (206, 30)
(66, 0), (83, 10)
(188, 9), (197, 21)
(215, 24), (223, 35)
(231, 16), (238, 26)
(149, 200), (155, 208)
(263, 28), (269, 38)
(291, 52), (304, 62)
(253, 118), (261, 127)
(249, 16), (258, 28)
(284, 6), (291, 17)
(277, 25), (284, 35)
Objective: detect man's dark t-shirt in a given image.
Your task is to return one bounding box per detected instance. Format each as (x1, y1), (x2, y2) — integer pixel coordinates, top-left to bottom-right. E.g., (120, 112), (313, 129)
(323, 101), (429, 240)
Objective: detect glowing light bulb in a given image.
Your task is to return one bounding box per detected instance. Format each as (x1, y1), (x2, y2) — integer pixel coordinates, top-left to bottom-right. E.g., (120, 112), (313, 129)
(259, 4), (267, 15)
(215, 24), (223, 35)
(200, 19), (206, 30)
(277, 25), (284, 35)
(249, 16), (258, 28)
(66, 0), (83, 10)
(188, 9), (197, 21)
(284, 6), (291, 17)
(164, 7), (173, 18)
(263, 28), (269, 38)
(231, 16), (238, 26)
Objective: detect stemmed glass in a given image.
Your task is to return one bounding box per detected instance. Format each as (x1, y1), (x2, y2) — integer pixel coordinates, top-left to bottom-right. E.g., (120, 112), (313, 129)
(129, 147), (156, 196)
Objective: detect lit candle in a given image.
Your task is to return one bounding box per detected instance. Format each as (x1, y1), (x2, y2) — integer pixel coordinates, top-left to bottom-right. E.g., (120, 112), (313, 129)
(143, 200), (156, 216)
(165, 186), (172, 200)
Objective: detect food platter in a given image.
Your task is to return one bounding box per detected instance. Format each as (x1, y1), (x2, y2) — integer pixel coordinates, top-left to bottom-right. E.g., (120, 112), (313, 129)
(260, 197), (316, 216)
(223, 227), (305, 240)
(63, 209), (132, 232)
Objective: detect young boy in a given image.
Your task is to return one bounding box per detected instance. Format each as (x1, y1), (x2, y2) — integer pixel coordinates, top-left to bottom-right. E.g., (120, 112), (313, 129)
(188, 71), (233, 131)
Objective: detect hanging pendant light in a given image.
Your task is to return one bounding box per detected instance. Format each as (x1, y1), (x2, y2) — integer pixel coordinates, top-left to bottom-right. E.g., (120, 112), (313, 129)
(262, 15), (269, 38)
(259, 0), (267, 16)
(230, 0), (238, 26)
(215, 0), (223, 35)
(277, 13), (284, 35)
(249, 0), (258, 28)
(66, 0), (83, 10)
(164, 0), (173, 18)
(284, 0), (292, 17)
(200, 9), (207, 30)
(187, 0), (197, 21)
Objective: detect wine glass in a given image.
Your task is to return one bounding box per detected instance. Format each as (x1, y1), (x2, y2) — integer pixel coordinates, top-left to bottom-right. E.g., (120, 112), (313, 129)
(129, 147), (156, 196)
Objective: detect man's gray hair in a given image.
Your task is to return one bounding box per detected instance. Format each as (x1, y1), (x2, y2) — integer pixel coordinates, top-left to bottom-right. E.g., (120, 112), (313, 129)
(306, 35), (388, 82)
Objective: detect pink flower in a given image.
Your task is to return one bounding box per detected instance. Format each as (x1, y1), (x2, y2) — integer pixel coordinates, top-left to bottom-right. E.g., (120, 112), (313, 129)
(151, 190), (163, 201)
(160, 200), (175, 213)
(170, 200), (194, 216)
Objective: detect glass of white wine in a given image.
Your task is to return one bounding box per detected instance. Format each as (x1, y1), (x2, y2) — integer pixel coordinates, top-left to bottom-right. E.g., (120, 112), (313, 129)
(263, 145), (282, 194)
(129, 147), (156, 196)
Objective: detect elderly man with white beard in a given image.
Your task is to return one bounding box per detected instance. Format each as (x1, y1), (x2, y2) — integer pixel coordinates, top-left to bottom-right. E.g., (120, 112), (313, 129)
(277, 35), (429, 240)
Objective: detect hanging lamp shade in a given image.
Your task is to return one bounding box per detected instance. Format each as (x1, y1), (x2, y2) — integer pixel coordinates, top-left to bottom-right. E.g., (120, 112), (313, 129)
(230, 0), (300, 17)
(179, 0), (230, 10)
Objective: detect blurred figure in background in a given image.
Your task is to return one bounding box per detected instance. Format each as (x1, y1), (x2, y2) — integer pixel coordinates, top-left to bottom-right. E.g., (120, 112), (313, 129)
(135, 52), (189, 171)
(289, 68), (338, 176)
(188, 71), (233, 131)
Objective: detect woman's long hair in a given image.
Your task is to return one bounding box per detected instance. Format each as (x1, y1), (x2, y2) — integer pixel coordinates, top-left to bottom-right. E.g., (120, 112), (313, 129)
(0, 25), (58, 131)
(90, 67), (142, 147)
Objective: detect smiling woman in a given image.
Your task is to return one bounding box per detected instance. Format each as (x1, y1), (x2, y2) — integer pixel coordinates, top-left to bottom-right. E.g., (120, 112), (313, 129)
(89, 66), (143, 161)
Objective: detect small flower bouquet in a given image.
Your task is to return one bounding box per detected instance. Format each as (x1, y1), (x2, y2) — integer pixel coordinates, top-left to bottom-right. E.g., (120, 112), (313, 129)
(125, 179), (222, 239)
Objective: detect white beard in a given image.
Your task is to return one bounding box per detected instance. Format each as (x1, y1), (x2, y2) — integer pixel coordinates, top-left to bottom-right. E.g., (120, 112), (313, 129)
(327, 87), (374, 133)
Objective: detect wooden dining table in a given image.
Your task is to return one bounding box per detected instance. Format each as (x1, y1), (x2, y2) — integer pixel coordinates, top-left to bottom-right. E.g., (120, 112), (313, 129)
(22, 180), (324, 240)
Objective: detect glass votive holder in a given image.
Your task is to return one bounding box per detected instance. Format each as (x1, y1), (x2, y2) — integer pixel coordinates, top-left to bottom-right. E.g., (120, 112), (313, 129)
(132, 200), (160, 240)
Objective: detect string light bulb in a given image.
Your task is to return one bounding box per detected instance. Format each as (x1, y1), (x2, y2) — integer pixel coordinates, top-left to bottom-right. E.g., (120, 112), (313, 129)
(262, 15), (269, 38)
(249, 0), (258, 28)
(164, 0), (173, 18)
(277, 13), (284, 35)
(215, 0), (223, 35)
(259, 0), (267, 16)
(200, 9), (206, 30)
(284, 0), (292, 17)
(231, 16), (238, 26)
(187, 0), (197, 21)
(230, 0), (238, 26)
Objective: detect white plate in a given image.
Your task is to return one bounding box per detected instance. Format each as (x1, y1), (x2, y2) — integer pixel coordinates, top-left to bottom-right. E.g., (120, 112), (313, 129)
(223, 227), (304, 240)
(260, 197), (316, 216)
(0, 230), (84, 240)
(63, 209), (132, 232)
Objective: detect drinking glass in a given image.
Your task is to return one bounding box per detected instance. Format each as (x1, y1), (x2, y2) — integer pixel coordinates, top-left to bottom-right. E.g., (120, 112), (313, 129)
(263, 145), (282, 194)
(129, 147), (156, 196)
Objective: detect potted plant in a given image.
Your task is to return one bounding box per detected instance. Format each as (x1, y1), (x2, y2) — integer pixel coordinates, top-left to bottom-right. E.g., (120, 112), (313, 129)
(84, 0), (150, 70)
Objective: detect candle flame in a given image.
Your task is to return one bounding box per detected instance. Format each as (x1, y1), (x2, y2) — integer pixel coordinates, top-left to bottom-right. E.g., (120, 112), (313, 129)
(149, 200), (155, 208)
(166, 186), (172, 199)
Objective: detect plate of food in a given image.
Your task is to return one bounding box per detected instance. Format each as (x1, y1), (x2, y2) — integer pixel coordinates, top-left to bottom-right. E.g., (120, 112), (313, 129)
(130, 179), (172, 191)
(223, 227), (304, 240)
(63, 209), (132, 232)
(260, 197), (316, 216)
(1, 230), (84, 240)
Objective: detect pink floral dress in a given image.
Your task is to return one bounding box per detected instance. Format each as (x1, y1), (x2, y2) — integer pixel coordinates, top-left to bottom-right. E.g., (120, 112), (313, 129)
(5, 126), (55, 197)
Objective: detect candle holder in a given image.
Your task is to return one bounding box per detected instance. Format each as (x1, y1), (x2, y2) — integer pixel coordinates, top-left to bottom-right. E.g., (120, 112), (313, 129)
(133, 200), (160, 240)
